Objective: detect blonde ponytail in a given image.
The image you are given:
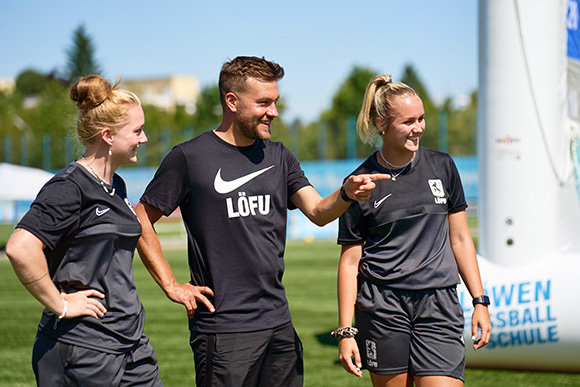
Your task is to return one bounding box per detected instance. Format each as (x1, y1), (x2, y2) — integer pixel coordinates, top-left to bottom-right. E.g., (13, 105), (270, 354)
(356, 74), (418, 146)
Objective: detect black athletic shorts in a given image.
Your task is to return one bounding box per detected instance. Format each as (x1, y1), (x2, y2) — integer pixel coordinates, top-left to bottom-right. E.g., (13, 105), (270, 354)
(355, 279), (465, 381)
(190, 321), (303, 387)
(32, 331), (163, 387)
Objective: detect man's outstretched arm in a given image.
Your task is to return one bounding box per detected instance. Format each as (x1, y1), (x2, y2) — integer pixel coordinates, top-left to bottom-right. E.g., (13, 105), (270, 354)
(290, 173), (390, 226)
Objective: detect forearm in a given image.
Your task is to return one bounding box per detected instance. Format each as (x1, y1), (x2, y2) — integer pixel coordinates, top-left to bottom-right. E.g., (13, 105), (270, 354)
(454, 237), (492, 348)
(337, 245), (362, 327)
(449, 211), (485, 297)
(137, 230), (180, 294)
(449, 212), (491, 348)
(23, 275), (66, 316)
(338, 266), (358, 327)
(310, 189), (351, 227)
(6, 230), (66, 316)
(135, 202), (180, 294)
(293, 174), (388, 227)
(453, 239), (485, 298)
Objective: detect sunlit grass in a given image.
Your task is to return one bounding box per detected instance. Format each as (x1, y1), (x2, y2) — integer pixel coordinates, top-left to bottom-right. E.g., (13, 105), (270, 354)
(1, 237), (579, 386)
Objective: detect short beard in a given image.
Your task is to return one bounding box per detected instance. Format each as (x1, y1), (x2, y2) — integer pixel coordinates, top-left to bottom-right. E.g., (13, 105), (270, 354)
(236, 112), (271, 140)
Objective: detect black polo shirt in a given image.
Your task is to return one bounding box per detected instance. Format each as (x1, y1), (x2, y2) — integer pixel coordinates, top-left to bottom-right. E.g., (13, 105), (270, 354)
(338, 147), (467, 290)
(17, 162), (145, 353)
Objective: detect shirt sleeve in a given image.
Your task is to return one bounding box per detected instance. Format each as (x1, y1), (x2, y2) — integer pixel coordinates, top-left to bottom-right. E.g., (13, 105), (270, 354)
(447, 157), (468, 214)
(16, 178), (81, 250)
(140, 146), (190, 216)
(337, 202), (366, 245)
(283, 146), (311, 210)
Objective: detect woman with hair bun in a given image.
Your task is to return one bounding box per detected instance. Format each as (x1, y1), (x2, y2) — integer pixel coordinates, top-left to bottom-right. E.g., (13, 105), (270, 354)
(6, 75), (162, 386)
(334, 75), (491, 386)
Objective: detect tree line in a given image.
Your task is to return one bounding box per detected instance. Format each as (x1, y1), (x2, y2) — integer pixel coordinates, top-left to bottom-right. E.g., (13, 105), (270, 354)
(0, 25), (477, 170)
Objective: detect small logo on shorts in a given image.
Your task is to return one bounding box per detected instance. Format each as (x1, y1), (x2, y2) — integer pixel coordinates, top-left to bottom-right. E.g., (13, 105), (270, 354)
(366, 339), (378, 367)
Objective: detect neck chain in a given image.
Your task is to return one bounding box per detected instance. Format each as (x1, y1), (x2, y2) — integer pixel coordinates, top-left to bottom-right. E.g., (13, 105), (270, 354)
(379, 149), (415, 169)
(81, 156), (115, 197)
(379, 150), (415, 181)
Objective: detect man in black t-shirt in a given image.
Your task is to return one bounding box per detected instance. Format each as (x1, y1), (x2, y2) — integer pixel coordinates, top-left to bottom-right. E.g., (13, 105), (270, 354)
(136, 56), (388, 387)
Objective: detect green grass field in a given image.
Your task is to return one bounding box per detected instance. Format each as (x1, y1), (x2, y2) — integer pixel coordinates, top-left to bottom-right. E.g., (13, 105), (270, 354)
(1, 238), (580, 386)
(0, 224), (14, 248)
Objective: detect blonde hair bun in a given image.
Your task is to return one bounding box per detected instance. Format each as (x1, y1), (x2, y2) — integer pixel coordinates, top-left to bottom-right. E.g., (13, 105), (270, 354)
(70, 75), (114, 110)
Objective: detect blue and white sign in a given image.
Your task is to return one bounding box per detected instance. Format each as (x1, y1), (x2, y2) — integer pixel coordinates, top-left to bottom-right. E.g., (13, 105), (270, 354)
(475, 0), (580, 372)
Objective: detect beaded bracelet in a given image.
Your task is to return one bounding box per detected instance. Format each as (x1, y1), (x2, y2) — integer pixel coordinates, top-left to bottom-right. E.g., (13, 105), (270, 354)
(330, 326), (358, 339)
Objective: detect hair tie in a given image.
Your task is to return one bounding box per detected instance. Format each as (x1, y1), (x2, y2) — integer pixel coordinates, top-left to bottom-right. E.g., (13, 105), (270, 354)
(77, 95), (107, 110)
(93, 96), (108, 108)
(380, 79), (392, 88)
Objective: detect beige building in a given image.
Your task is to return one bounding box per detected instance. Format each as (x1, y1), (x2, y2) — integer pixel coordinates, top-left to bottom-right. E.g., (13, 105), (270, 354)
(0, 78), (15, 94)
(122, 74), (201, 114)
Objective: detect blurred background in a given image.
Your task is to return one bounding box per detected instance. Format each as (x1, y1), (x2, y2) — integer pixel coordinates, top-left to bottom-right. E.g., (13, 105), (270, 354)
(0, 1), (478, 236)
(3, 2), (580, 385)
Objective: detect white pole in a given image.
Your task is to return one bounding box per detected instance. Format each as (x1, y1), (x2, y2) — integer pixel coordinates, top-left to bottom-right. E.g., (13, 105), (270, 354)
(478, 0), (565, 266)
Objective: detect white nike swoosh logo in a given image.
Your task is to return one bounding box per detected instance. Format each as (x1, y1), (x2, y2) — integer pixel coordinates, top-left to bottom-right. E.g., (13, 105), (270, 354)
(95, 207), (111, 216)
(214, 165), (275, 194)
(374, 194), (392, 208)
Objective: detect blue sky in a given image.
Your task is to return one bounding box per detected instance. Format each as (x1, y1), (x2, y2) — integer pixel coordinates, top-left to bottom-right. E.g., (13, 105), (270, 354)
(1, 1), (477, 122)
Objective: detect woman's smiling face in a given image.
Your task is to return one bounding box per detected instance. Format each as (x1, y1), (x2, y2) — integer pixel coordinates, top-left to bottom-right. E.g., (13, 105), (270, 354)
(385, 95), (425, 153)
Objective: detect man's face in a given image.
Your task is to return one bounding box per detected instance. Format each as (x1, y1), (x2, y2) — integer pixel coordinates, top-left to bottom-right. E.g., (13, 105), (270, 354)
(234, 78), (279, 141)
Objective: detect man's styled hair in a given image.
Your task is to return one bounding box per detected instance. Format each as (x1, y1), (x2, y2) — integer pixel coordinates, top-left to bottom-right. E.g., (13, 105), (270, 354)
(218, 56), (285, 107)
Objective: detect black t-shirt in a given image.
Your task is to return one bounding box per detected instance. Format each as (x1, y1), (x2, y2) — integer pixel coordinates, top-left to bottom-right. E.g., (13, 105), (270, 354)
(140, 130), (311, 333)
(338, 147), (467, 290)
(17, 162), (145, 353)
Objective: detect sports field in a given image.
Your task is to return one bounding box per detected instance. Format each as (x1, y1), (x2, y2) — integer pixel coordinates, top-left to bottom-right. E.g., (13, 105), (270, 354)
(1, 226), (579, 386)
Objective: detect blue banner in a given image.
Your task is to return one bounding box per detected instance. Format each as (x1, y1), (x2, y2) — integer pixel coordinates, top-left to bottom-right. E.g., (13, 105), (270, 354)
(568, 0), (580, 59)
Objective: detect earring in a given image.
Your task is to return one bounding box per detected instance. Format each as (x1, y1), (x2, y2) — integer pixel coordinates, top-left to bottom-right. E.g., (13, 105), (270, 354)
(108, 144), (112, 156)
(379, 130), (385, 136)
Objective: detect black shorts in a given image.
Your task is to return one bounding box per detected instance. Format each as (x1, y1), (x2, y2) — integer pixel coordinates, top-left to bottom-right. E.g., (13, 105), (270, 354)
(190, 321), (303, 387)
(355, 280), (465, 381)
(32, 331), (163, 387)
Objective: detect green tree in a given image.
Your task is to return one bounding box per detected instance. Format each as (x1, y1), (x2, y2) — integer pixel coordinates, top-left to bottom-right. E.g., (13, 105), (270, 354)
(1, 79), (72, 169)
(20, 81), (74, 169)
(445, 92), (477, 155)
(0, 89), (18, 163)
(326, 66), (378, 119)
(191, 85), (222, 134)
(400, 64), (436, 112)
(294, 121), (319, 161)
(137, 103), (200, 167)
(320, 65), (379, 160)
(66, 24), (102, 82)
(268, 98), (290, 147)
(15, 69), (49, 96)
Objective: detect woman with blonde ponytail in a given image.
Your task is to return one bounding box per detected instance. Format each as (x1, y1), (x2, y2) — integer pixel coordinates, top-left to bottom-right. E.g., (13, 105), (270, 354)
(334, 75), (491, 386)
(6, 75), (163, 386)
